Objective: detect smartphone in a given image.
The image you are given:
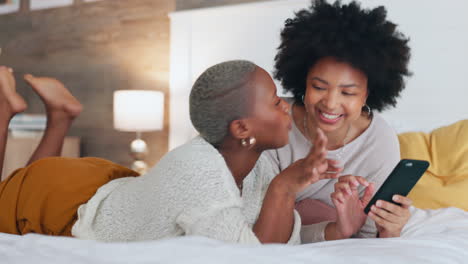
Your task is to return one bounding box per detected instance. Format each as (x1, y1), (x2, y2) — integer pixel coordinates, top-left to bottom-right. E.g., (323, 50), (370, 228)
(364, 159), (429, 214)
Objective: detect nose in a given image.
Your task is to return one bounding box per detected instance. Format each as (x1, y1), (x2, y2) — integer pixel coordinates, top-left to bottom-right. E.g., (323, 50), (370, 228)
(322, 90), (339, 110)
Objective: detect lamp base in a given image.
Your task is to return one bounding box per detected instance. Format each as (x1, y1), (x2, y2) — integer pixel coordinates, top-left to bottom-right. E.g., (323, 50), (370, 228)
(129, 132), (149, 174)
(131, 160), (148, 174)
(130, 138), (148, 160)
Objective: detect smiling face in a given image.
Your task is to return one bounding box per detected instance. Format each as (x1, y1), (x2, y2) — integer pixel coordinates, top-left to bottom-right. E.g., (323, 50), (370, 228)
(247, 67), (291, 150)
(304, 57), (368, 134)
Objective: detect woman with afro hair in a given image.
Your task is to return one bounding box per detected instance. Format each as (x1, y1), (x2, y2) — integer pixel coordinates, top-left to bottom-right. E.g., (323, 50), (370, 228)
(264, 0), (413, 243)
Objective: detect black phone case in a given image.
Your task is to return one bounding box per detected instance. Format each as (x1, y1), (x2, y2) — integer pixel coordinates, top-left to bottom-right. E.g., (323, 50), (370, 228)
(364, 159), (430, 214)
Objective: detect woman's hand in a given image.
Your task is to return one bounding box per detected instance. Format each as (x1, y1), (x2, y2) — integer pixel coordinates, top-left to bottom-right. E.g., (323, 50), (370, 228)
(274, 128), (342, 195)
(369, 195), (412, 238)
(327, 175), (374, 239)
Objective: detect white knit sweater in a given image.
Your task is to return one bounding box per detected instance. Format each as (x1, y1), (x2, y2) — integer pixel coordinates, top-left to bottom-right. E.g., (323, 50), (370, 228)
(72, 136), (301, 244)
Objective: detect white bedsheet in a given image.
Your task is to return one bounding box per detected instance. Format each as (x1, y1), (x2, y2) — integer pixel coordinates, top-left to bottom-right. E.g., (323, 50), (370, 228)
(1, 207), (468, 264)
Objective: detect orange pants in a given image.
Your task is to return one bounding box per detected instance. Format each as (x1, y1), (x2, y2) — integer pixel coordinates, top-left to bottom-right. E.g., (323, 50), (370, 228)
(0, 157), (138, 236)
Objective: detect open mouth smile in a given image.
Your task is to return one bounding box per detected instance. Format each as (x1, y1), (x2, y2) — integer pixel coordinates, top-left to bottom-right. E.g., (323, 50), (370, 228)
(317, 109), (344, 124)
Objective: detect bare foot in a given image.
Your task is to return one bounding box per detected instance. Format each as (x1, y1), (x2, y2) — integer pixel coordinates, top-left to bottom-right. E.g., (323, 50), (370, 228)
(24, 74), (83, 119)
(0, 66), (27, 118)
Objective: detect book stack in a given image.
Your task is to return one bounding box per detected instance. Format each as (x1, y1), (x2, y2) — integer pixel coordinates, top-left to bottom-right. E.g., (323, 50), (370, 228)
(8, 114), (47, 138)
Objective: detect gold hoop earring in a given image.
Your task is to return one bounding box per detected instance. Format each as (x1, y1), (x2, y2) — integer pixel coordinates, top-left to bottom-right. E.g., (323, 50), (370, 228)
(241, 137), (256, 148)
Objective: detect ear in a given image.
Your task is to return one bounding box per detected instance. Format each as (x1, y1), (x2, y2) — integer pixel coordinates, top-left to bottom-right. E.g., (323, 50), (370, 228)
(229, 119), (252, 140)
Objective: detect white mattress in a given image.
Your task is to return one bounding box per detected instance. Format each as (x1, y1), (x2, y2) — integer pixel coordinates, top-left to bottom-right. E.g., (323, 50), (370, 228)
(1, 207), (468, 264)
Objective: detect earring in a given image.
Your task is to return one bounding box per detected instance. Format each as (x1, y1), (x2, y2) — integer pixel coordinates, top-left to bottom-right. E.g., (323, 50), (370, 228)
(241, 137), (256, 147)
(301, 94), (305, 103)
(363, 104), (372, 116)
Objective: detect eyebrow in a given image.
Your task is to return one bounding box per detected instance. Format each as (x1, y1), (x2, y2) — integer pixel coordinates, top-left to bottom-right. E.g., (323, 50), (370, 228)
(311, 77), (360, 88)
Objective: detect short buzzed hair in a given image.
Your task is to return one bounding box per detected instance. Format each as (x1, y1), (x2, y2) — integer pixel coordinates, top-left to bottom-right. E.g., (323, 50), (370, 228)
(190, 60), (257, 146)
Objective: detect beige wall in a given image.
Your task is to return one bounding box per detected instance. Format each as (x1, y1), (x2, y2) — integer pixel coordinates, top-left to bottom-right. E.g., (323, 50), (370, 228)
(0, 0), (174, 168)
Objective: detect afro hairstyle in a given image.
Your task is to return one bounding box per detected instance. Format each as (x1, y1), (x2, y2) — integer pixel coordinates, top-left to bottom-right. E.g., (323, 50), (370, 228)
(274, 0), (411, 111)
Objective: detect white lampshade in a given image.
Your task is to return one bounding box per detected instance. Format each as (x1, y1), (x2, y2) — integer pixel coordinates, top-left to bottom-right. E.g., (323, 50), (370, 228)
(113, 90), (164, 132)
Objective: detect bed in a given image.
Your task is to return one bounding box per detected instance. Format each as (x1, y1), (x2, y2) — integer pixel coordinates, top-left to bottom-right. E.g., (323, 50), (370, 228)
(1, 206), (468, 263)
(2, 121), (468, 263)
(2, 1), (468, 262)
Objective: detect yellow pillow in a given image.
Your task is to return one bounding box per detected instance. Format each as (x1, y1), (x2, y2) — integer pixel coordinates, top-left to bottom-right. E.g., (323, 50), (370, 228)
(398, 120), (468, 210)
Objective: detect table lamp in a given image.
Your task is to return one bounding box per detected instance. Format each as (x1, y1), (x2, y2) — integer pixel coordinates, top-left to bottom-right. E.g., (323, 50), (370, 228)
(113, 90), (164, 174)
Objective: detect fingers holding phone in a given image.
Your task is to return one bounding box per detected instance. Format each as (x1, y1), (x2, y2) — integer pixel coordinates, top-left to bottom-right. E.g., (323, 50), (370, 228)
(369, 195), (413, 238)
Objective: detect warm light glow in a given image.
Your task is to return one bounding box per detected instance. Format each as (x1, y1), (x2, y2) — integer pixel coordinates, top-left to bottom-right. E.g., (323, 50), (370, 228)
(113, 90), (164, 132)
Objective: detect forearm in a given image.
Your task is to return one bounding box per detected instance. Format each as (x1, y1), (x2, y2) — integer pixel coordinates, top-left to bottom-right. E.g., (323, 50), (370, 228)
(253, 180), (296, 243)
(324, 222), (347, 241)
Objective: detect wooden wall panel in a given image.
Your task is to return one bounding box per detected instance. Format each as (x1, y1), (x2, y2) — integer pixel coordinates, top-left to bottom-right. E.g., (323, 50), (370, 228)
(0, 0), (174, 168)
